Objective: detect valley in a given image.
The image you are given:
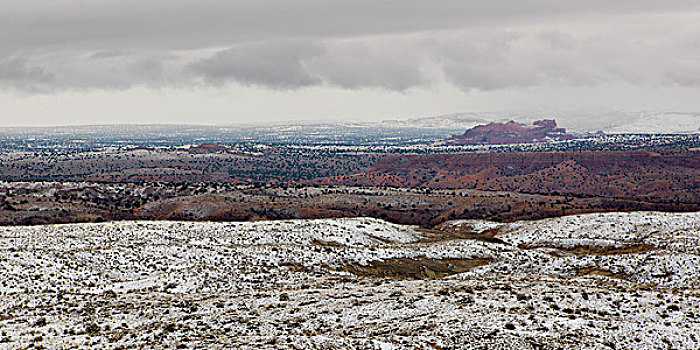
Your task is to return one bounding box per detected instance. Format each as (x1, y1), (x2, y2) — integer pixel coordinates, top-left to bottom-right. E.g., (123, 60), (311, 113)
(0, 121), (698, 349)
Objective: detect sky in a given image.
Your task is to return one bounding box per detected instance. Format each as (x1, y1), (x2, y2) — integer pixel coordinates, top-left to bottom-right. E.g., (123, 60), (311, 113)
(0, 0), (699, 127)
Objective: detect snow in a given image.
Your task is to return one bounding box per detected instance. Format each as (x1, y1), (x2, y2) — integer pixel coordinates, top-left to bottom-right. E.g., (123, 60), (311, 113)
(0, 212), (699, 349)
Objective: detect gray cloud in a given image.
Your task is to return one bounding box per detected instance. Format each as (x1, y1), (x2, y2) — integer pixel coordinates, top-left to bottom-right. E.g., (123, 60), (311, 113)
(89, 50), (133, 60)
(666, 62), (700, 86)
(2, 0), (697, 53)
(0, 56), (53, 91)
(0, 51), (184, 91)
(187, 41), (323, 89)
(0, 1), (699, 93)
(185, 38), (432, 90)
(308, 40), (432, 90)
(537, 30), (576, 50)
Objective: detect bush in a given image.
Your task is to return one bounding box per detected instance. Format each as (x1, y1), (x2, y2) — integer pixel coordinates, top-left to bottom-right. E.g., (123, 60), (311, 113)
(34, 317), (47, 327)
(85, 322), (100, 335)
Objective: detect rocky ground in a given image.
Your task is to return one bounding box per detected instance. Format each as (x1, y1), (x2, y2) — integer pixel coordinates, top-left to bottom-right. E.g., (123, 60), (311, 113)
(1, 212), (699, 349)
(3, 181), (696, 227)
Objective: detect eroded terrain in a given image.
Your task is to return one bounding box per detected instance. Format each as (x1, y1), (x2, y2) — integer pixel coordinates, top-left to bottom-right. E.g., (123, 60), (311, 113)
(3, 181), (697, 227)
(1, 212), (699, 349)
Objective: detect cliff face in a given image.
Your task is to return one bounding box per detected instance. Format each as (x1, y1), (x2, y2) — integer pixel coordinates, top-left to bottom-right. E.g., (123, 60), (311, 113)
(448, 119), (574, 145)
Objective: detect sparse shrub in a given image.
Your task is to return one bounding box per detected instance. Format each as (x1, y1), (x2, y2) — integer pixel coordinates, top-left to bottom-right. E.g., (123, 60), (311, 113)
(85, 322), (100, 335)
(34, 317), (47, 327)
(163, 323), (177, 333)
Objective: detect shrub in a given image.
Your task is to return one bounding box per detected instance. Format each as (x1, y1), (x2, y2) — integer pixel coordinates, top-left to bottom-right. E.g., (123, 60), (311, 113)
(85, 323), (100, 335)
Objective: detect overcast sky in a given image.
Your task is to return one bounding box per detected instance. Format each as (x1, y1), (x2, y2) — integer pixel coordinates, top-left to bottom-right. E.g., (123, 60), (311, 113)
(1, 0), (699, 127)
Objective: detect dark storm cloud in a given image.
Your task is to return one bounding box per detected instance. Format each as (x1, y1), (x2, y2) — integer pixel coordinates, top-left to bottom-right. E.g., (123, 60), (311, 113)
(1, 0), (699, 92)
(187, 41), (323, 89)
(187, 39), (431, 90)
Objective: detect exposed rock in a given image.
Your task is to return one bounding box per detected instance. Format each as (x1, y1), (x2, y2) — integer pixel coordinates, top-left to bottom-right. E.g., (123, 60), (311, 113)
(448, 119), (574, 145)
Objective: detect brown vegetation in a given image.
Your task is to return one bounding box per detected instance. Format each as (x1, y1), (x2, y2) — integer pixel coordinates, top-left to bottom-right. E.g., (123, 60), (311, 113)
(1, 182), (697, 228)
(316, 151), (700, 204)
(577, 267), (628, 280)
(520, 243), (658, 255)
(340, 257), (494, 280)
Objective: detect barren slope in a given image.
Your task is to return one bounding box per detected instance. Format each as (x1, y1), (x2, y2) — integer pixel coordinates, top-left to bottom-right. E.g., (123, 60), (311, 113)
(1, 212), (699, 349)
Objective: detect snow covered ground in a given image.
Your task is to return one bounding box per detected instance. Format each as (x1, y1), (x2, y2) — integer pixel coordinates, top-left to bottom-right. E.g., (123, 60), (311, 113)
(0, 212), (698, 349)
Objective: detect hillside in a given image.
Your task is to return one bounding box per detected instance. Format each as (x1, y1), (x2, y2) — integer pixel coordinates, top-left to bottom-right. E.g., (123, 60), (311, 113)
(3, 182), (698, 229)
(1, 213), (698, 348)
(317, 150), (700, 204)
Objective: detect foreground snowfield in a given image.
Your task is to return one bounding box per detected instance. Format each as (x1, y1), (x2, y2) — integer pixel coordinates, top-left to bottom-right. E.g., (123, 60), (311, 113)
(1, 212), (699, 349)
